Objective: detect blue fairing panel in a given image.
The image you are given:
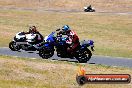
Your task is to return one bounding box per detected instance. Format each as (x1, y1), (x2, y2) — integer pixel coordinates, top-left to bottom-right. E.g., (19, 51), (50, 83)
(88, 40), (94, 46)
(44, 43), (49, 47)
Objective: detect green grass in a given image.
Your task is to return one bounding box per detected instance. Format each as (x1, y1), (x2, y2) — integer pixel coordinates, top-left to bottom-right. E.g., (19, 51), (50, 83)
(0, 55), (132, 88)
(0, 10), (132, 58)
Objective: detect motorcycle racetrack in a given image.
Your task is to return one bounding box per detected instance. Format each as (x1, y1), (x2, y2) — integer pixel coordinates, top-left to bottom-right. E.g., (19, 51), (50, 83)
(0, 1), (132, 88)
(0, 47), (132, 68)
(0, 6), (132, 15)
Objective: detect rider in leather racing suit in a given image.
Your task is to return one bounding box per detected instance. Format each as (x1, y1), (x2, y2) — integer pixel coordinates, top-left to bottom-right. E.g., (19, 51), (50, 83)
(58, 25), (80, 53)
(87, 5), (92, 10)
(24, 26), (44, 43)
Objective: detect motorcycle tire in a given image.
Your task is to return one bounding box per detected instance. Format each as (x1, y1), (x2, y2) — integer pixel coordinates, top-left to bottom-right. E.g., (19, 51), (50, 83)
(75, 48), (92, 63)
(84, 9), (88, 12)
(9, 41), (21, 51)
(57, 51), (66, 57)
(92, 9), (95, 12)
(39, 47), (54, 59)
(90, 9), (95, 12)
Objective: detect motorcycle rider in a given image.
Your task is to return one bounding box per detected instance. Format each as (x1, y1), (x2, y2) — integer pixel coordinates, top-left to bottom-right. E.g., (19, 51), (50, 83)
(24, 26), (44, 43)
(87, 5), (92, 10)
(58, 25), (80, 53)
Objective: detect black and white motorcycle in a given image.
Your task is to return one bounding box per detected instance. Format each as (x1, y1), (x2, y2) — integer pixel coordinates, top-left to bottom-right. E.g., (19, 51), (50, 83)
(9, 32), (43, 51)
(84, 6), (95, 12)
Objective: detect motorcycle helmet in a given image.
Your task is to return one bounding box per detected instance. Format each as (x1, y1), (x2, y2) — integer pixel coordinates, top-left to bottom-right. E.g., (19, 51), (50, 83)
(29, 26), (37, 33)
(62, 25), (70, 31)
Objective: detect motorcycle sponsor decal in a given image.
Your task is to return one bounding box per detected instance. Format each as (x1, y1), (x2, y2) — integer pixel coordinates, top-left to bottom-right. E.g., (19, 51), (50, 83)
(76, 66), (131, 85)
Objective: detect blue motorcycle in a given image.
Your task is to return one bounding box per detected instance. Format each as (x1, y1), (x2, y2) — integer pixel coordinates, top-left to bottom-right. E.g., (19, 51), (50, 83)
(55, 35), (94, 63)
(38, 32), (56, 59)
(39, 31), (95, 63)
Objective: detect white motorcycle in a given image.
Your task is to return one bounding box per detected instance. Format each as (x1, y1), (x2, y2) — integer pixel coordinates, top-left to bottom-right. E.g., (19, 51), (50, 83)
(84, 6), (95, 12)
(9, 32), (43, 51)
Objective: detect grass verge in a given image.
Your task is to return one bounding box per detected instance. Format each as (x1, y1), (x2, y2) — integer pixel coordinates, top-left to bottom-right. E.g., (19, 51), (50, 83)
(0, 55), (132, 88)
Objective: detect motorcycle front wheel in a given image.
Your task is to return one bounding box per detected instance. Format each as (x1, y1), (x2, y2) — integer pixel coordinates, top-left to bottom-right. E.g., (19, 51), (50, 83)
(39, 47), (54, 59)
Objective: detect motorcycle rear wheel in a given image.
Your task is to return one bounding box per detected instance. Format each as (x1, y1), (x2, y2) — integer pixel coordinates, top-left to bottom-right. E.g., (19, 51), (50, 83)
(9, 41), (21, 51)
(75, 48), (92, 63)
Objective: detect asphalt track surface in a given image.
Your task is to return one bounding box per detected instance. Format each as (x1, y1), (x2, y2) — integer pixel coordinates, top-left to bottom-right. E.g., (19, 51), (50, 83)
(0, 47), (132, 68)
(0, 6), (132, 15)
